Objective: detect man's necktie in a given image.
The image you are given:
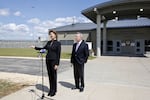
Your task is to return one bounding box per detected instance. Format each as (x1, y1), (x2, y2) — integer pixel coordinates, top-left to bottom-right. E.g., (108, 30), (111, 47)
(75, 42), (80, 52)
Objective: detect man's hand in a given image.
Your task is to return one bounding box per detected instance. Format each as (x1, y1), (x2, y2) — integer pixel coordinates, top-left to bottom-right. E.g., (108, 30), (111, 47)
(54, 65), (58, 70)
(70, 63), (73, 67)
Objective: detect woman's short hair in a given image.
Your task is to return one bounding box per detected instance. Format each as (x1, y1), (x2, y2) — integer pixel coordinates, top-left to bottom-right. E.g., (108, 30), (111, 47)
(49, 30), (58, 40)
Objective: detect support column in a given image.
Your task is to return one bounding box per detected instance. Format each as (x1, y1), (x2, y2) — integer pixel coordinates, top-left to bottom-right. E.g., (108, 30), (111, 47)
(96, 14), (101, 57)
(103, 21), (107, 55)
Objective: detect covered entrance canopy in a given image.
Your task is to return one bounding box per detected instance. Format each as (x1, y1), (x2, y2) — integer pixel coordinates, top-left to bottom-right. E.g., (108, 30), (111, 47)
(82, 0), (150, 56)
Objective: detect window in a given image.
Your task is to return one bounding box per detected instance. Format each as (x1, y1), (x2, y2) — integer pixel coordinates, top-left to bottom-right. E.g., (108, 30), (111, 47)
(136, 42), (140, 47)
(145, 40), (150, 52)
(136, 49), (140, 52)
(116, 41), (121, 47)
(107, 41), (113, 45)
(107, 40), (113, 52)
(117, 48), (120, 52)
(107, 47), (113, 51)
(59, 40), (74, 45)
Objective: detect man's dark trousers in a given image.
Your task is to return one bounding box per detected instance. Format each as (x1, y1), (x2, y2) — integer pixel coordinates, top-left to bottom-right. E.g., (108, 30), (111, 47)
(73, 62), (84, 88)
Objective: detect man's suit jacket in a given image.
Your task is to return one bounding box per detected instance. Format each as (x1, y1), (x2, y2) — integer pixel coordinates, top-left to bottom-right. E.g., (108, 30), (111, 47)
(35, 40), (61, 65)
(71, 40), (89, 65)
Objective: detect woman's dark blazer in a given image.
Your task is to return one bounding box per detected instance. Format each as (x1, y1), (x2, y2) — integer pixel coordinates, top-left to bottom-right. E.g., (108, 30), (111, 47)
(35, 40), (61, 65)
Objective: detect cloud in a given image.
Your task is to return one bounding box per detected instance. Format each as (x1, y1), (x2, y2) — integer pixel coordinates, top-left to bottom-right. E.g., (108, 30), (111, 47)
(0, 23), (30, 40)
(41, 20), (55, 27)
(55, 17), (74, 23)
(28, 16), (91, 28)
(1, 23), (16, 31)
(0, 16), (91, 40)
(0, 8), (10, 16)
(55, 16), (91, 24)
(27, 18), (41, 24)
(34, 26), (47, 33)
(0, 8), (23, 17)
(14, 11), (22, 16)
(25, 16), (91, 40)
(27, 16), (91, 33)
(77, 17), (92, 23)
(1, 23), (29, 32)
(17, 24), (29, 32)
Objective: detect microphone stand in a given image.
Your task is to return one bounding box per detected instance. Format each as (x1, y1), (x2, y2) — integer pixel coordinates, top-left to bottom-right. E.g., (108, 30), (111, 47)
(37, 49), (54, 100)
(39, 52), (45, 99)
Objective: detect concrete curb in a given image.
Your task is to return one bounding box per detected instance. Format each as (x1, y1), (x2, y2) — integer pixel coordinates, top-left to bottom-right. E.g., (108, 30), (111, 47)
(0, 56), (70, 61)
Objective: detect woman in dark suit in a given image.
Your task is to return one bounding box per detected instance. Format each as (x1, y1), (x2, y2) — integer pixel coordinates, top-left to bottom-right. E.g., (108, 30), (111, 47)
(31, 30), (61, 97)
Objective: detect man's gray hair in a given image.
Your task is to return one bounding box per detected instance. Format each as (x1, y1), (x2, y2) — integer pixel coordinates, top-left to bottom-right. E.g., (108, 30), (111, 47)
(76, 32), (83, 38)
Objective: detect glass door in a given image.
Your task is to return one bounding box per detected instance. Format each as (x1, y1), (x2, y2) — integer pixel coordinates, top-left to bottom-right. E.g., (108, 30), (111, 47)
(135, 40), (144, 55)
(113, 40), (121, 54)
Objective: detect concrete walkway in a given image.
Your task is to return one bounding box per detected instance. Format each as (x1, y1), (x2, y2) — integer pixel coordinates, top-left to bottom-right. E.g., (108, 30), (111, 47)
(1, 56), (150, 100)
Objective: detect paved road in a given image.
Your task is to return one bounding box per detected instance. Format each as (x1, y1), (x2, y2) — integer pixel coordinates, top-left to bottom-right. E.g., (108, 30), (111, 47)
(2, 56), (150, 100)
(0, 58), (71, 76)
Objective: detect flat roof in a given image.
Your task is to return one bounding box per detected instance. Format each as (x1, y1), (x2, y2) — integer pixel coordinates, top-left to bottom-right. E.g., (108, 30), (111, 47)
(51, 23), (96, 32)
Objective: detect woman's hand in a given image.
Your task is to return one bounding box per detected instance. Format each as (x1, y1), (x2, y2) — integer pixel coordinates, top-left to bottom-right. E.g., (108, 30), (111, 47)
(54, 65), (58, 70)
(30, 45), (35, 49)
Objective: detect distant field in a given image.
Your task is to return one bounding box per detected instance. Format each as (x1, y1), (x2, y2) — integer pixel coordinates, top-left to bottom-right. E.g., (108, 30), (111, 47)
(0, 48), (38, 57)
(0, 48), (95, 59)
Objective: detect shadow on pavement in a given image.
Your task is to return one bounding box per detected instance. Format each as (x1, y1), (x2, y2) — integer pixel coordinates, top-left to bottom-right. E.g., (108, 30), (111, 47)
(36, 84), (49, 93)
(29, 89), (55, 100)
(37, 97), (55, 100)
(59, 81), (75, 89)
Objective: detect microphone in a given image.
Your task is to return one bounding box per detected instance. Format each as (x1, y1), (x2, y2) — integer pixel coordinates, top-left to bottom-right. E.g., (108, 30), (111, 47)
(39, 49), (46, 53)
(38, 49), (46, 58)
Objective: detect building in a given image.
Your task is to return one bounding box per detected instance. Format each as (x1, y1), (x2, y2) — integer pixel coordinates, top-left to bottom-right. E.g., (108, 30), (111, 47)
(52, 19), (150, 56)
(81, 0), (150, 56)
(51, 0), (150, 56)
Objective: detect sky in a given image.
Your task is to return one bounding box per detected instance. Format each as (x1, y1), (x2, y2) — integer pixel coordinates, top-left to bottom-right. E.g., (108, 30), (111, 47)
(0, 0), (109, 40)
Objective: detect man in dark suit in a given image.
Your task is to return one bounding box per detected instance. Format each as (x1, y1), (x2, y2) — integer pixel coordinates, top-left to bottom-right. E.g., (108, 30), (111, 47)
(71, 32), (89, 92)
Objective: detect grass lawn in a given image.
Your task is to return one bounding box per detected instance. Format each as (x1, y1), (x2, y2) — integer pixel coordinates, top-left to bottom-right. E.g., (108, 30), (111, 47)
(0, 48), (38, 57)
(0, 48), (95, 59)
(0, 79), (26, 98)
